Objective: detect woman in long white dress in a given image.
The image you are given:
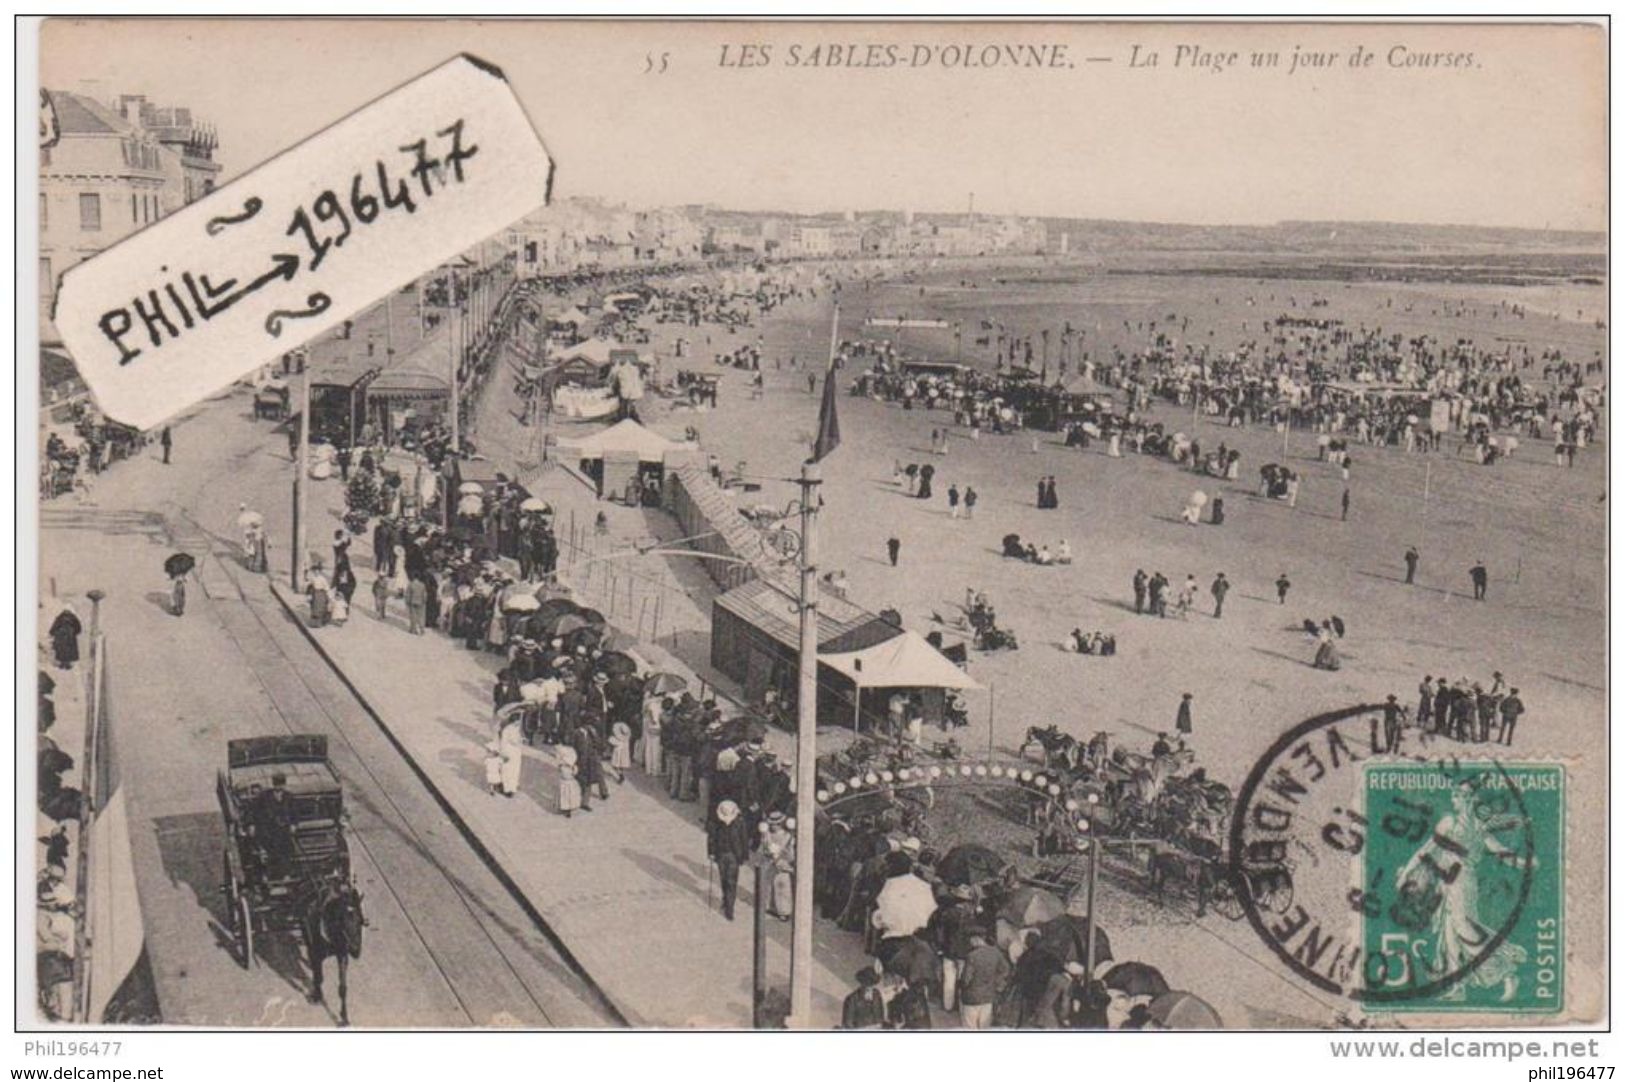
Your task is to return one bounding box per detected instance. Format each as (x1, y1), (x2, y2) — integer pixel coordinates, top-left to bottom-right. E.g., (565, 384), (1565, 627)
(496, 709), (525, 798)
(641, 697), (663, 774)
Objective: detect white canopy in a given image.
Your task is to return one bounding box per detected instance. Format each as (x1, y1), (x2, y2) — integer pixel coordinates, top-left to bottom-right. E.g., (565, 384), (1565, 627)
(550, 306), (592, 327)
(560, 418), (680, 462)
(821, 630), (982, 691)
(555, 338), (616, 365)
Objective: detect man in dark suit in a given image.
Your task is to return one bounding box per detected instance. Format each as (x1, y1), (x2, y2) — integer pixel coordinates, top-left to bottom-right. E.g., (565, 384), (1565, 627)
(571, 721), (608, 810)
(373, 518), (395, 576)
(1499, 689), (1525, 746)
(707, 800), (752, 920)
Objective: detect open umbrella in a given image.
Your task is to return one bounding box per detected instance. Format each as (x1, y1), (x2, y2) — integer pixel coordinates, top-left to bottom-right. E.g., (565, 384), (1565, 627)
(1145, 990), (1223, 1029)
(457, 494), (484, 516)
(1034, 913), (1112, 969)
(164, 553), (196, 578)
(1104, 961), (1170, 999)
(520, 497), (552, 513)
(998, 885), (1065, 927)
(537, 598), (583, 623)
(551, 613), (590, 636)
(576, 607), (607, 626)
(645, 672), (687, 696)
(873, 874), (937, 937)
(236, 509), (264, 530)
(566, 626), (608, 654)
(459, 481), (484, 496)
(502, 593), (541, 613)
(938, 843), (1011, 888)
(594, 651), (640, 678)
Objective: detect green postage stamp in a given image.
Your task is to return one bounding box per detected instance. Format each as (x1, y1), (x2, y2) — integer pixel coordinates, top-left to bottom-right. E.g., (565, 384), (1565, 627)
(1362, 761), (1565, 1013)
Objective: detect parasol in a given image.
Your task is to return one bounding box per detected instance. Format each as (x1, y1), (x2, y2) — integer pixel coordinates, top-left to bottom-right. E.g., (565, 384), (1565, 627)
(502, 593), (541, 613)
(457, 494), (484, 516)
(237, 509), (264, 530)
(520, 497), (553, 514)
(998, 885), (1065, 927)
(937, 843), (1012, 887)
(576, 607), (607, 626)
(645, 672), (687, 696)
(1104, 961), (1170, 999)
(873, 874), (937, 937)
(459, 481), (484, 496)
(519, 682), (549, 703)
(1080, 422), (1101, 437)
(1145, 990), (1223, 1029)
(1188, 490), (1208, 507)
(164, 552), (196, 577)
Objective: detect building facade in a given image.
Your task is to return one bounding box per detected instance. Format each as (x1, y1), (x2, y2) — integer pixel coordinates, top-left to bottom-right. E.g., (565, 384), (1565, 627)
(39, 90), (220, 346)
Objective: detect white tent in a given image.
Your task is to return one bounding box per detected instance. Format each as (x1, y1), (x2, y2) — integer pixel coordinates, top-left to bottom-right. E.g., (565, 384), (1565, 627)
(559, 418), (680, 462)
(821, 630), (982, 691)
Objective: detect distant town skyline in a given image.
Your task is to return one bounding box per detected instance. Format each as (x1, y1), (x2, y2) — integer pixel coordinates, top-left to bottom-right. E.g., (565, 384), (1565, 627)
(41, 19), (1606, 232)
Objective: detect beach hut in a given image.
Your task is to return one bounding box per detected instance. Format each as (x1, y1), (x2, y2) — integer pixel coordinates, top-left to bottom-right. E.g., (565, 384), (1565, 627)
(711, 576), (901, 725)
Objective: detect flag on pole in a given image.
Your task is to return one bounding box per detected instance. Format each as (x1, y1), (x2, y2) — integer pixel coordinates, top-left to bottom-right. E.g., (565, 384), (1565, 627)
(812, 304), (842, 462)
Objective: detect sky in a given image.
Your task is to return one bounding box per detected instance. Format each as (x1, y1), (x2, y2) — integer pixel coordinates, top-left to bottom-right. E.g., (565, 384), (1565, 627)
(41, 18), (1608, 231)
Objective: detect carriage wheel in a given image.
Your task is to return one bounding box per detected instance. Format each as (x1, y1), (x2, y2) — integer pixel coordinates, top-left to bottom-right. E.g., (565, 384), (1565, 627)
(237, 894), (256, 969)
(224, 853), (255, 969)
(1208, 876), (1245, 921)
(1264, 870), (1295, 915)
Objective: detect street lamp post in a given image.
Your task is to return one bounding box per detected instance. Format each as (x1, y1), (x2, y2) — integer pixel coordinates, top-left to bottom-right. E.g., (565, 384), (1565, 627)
(292, 355), (311, 592)
(450, 268), (462, 458)
(788, 459), (821, 1027)
(1082, 791), (1102, 977)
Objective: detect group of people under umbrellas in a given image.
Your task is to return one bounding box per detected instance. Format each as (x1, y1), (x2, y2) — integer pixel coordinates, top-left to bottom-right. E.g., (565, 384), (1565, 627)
(825, 825), (1221, 1030)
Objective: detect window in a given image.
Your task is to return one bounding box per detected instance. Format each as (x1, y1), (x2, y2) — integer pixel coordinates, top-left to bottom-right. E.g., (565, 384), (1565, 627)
(39, 193), (47, 229)
(78, 192), (101, 232)
(150, 194), (158, 221)
(131, 193), (138, 224)
(40, 259), (52, 303)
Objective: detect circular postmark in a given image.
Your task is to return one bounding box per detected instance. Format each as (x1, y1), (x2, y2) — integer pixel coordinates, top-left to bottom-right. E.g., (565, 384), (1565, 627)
(1228, 704), (1538, 1005)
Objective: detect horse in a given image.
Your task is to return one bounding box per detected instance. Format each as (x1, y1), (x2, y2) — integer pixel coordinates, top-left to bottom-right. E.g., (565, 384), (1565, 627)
(300, 877), (365, 1027)
(1020, 725), (1077, 769)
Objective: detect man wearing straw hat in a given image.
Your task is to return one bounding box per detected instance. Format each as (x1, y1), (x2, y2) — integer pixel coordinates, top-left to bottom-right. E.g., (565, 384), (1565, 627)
(707, 800), (751, 921)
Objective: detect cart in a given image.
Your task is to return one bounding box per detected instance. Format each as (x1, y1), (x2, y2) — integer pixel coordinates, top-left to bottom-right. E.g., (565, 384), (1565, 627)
(216, 734), (350, 968)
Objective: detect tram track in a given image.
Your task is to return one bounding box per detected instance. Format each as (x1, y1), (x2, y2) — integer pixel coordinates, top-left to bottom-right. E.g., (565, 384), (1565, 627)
(166, 496), (615, 1027)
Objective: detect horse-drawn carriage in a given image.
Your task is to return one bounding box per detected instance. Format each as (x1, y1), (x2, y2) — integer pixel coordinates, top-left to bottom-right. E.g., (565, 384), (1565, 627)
(1014, 725), (1294, 919)
(217, 734), (364, 1024)
(253, 381), (291, 421)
